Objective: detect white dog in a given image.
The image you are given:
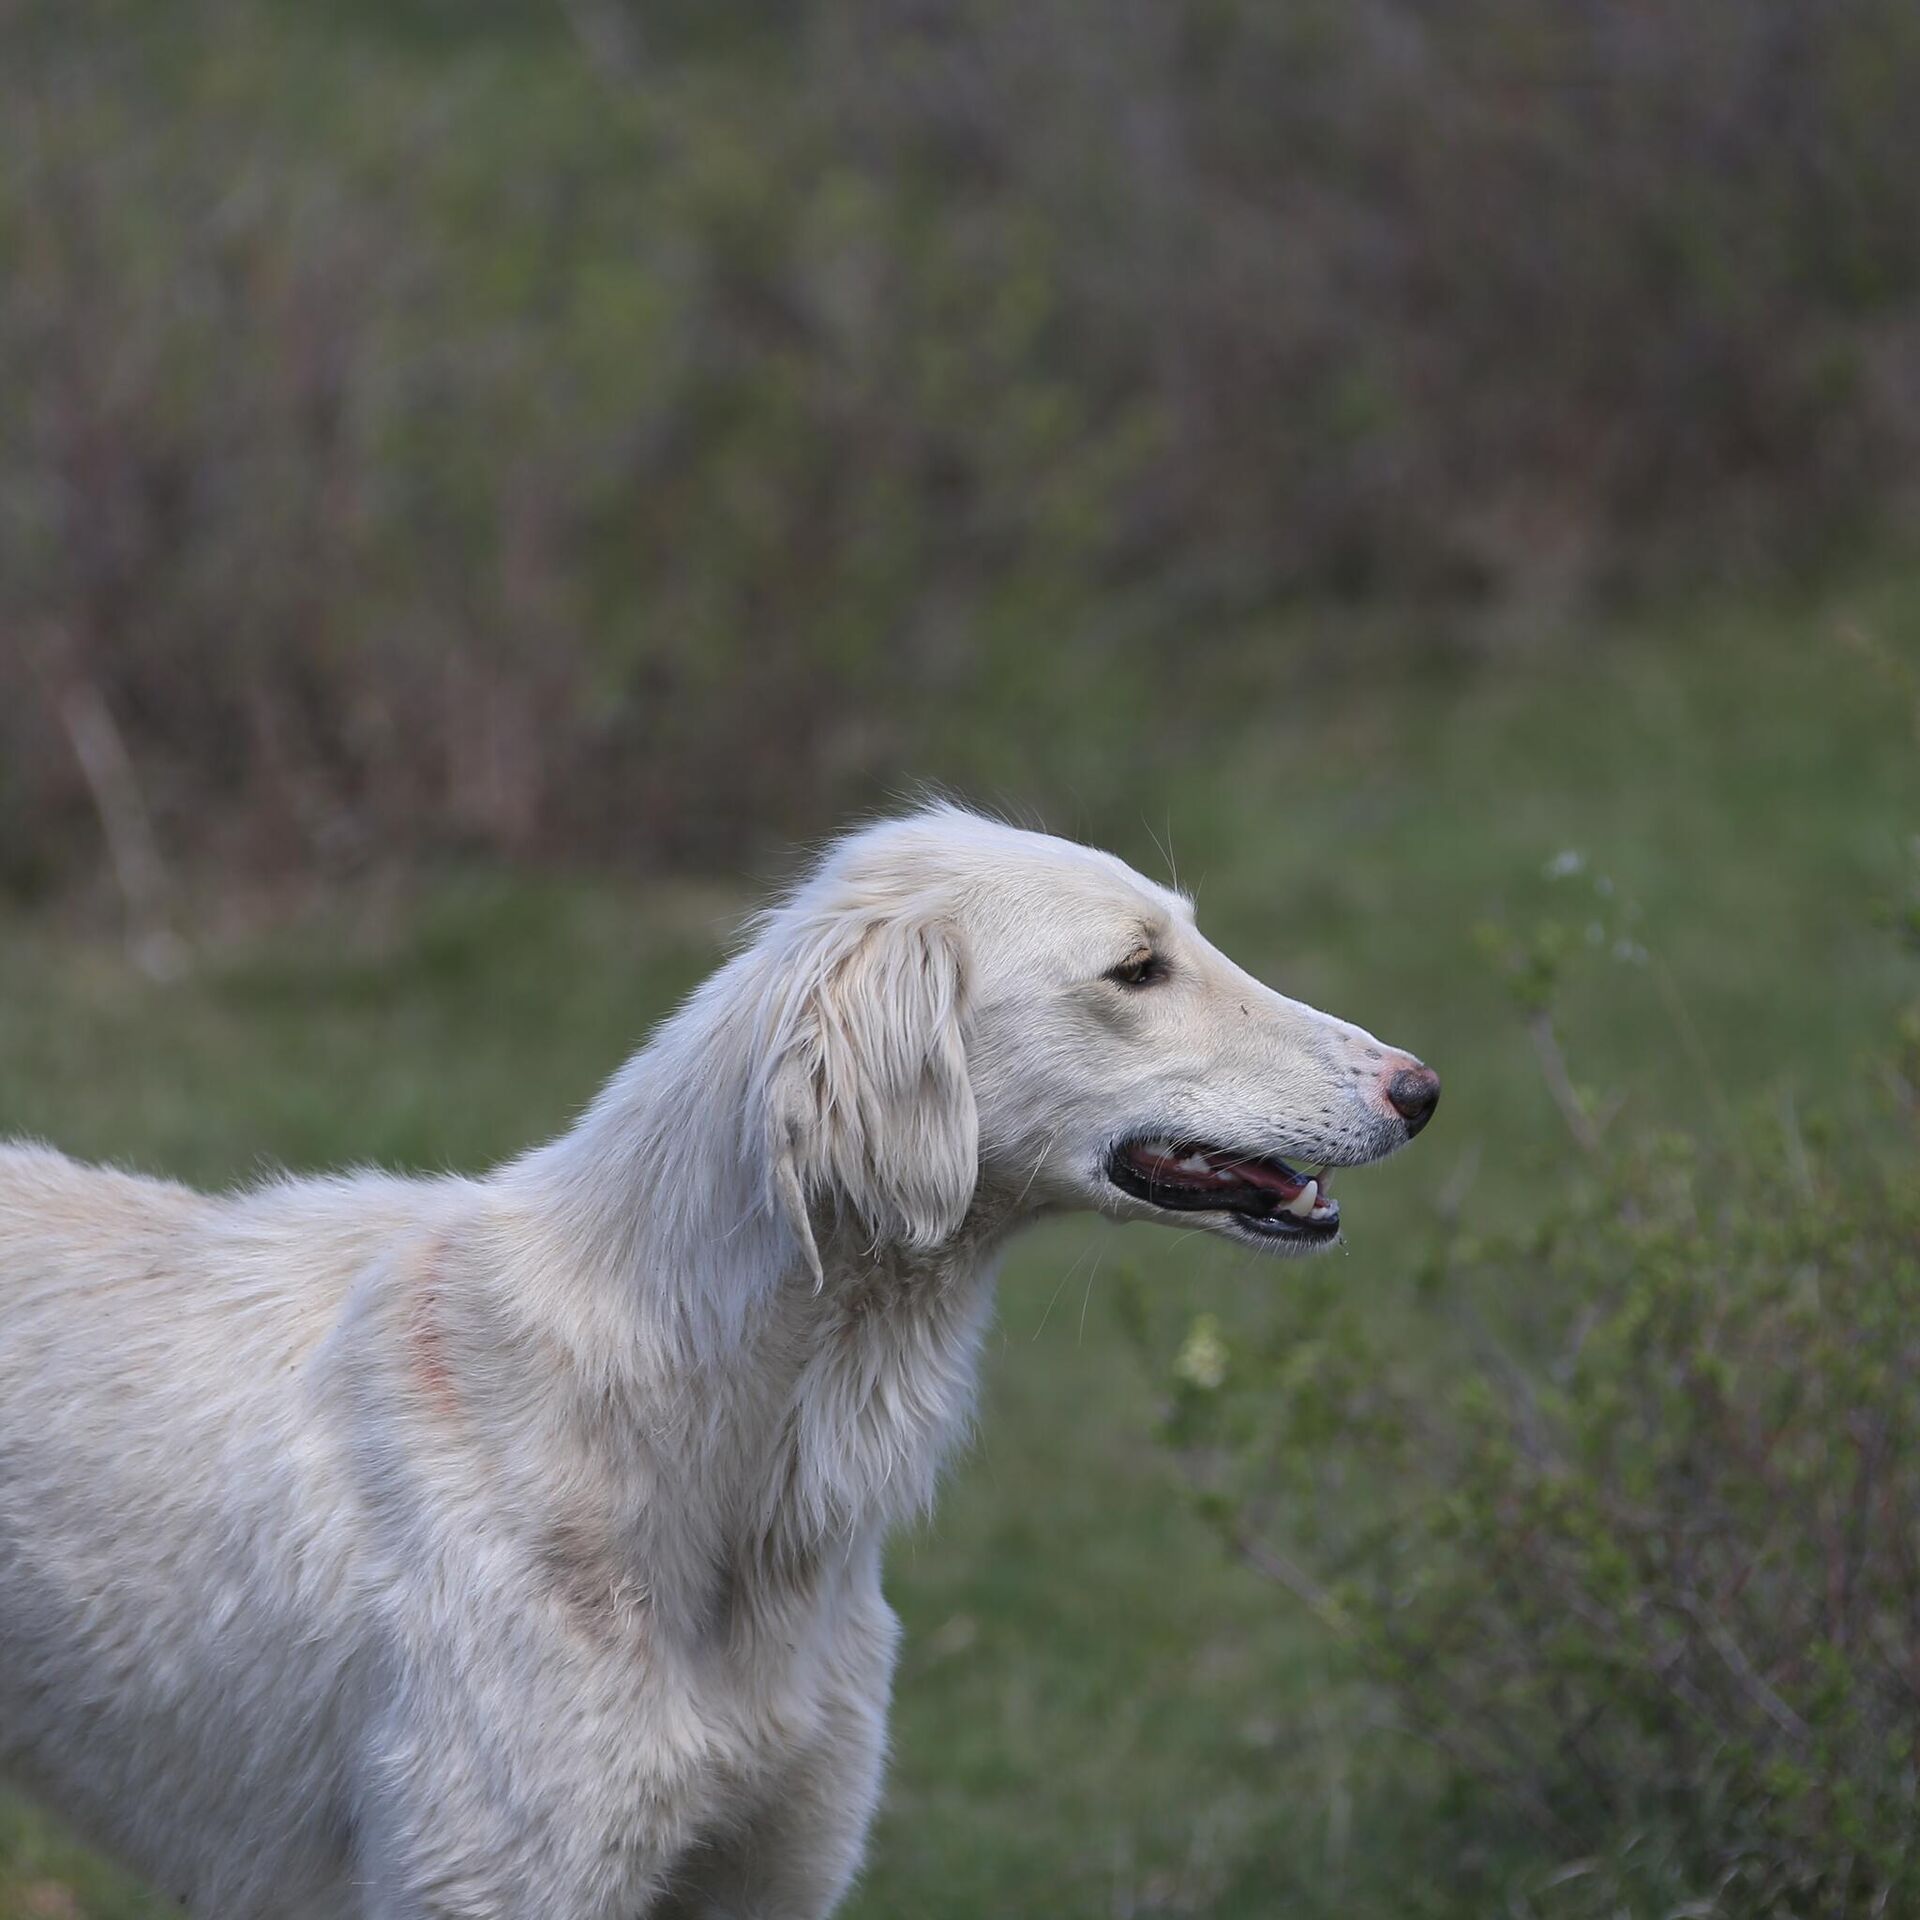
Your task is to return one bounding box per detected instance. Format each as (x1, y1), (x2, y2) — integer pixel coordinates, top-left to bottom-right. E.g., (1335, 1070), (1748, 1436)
(0, 806), (1437, 1919)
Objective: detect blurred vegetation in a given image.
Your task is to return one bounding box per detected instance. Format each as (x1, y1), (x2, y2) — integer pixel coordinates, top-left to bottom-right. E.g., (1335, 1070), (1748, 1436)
(6, 0), (1920, 899)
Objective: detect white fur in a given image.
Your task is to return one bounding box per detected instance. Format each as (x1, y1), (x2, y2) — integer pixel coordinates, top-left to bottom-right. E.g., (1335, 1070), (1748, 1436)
(0, 807), (1429, 1918)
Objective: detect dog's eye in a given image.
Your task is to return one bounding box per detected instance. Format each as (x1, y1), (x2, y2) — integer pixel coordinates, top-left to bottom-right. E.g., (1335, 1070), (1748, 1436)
(1105, 950), (1167, 989)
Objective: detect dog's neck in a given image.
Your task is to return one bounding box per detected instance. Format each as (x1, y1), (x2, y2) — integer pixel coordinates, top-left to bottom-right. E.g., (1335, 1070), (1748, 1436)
(494, 1021), (1029, 1633)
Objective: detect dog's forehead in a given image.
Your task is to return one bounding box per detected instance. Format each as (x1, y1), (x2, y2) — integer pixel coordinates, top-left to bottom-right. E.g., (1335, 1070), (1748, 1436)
(829, 809), (1192, 938)
(950, 825), (1192, 941)
(1013, 838), (1177, 914)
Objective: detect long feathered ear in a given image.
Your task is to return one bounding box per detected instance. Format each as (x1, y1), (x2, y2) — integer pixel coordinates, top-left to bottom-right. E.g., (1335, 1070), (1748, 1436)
(758, 909), (978, 1281)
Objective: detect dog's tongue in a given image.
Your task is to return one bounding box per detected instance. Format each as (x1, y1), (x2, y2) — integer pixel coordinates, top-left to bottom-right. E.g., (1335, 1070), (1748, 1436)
(1127, 1142), (1310, 1202)
(1217, 1152), (1311, 1201)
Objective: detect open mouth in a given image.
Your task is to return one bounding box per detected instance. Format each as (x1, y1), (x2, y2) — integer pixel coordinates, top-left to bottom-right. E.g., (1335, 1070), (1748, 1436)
(1104, 1137), (1343, 1244)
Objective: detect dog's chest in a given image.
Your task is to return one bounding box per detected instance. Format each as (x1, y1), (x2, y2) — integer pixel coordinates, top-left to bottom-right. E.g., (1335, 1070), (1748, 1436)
(539, 1256), (997, 1648)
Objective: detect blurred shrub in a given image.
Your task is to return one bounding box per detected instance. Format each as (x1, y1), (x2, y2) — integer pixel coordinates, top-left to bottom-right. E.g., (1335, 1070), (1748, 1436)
(1146, 982), (1920, 1912)
(5, 0), (1920, 888)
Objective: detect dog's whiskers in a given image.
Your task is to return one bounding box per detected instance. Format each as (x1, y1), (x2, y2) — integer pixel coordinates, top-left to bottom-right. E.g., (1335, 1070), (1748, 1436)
(1076, 1246), (1108, 1346)
(1013, 1127), (1064, 1210)
(1031, 1236), (1097, 1342)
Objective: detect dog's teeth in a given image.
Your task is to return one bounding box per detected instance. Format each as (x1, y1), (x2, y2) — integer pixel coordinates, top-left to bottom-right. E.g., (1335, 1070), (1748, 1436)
(1284, 1179), (1318, 1218)
(1177, 1154), (1216, 1176)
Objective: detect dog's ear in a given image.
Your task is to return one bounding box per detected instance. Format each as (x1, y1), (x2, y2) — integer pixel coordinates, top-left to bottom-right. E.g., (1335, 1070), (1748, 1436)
(760, 910), (978, 1280)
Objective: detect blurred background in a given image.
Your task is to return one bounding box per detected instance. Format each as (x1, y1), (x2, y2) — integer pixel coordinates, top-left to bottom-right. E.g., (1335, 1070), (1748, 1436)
(2, 2), (1918, 1915)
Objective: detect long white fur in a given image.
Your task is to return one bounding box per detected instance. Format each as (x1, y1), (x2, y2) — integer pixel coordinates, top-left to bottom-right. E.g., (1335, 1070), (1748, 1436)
(0, 806), (1427, 1919)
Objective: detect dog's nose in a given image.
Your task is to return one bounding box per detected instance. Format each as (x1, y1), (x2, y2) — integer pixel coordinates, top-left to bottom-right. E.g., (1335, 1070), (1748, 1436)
(1385, 1064), (1441, 1136)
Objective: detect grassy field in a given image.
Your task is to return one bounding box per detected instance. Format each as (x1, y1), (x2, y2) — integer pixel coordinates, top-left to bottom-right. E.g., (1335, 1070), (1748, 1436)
(1, 575), (1915, 1918)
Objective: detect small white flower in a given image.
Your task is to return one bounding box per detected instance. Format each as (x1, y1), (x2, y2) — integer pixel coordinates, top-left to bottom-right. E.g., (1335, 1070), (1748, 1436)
(1174, 1314), (1229, 1392)
(1543, 850), (1586, 880)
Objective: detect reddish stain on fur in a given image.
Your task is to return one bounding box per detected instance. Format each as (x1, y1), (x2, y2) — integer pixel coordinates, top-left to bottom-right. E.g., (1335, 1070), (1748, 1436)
(406, 1241), (460, 1423)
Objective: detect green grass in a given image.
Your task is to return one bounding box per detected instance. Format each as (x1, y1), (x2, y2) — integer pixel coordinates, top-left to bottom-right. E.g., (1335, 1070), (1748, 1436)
(1, 576), (1915, 1918)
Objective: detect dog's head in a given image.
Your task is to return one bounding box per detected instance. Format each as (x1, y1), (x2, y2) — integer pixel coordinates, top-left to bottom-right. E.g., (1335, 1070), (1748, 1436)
(755, 807), (1437, 1270)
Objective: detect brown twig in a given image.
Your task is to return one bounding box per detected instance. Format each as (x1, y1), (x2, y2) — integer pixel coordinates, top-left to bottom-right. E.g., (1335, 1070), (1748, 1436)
(1528, 1010), (1599, 1155)
(55, 673), (188, 979)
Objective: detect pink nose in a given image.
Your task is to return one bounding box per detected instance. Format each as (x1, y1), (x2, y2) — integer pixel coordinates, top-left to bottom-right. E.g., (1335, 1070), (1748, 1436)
(1384, 1063), (1441, 1136)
